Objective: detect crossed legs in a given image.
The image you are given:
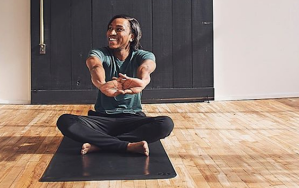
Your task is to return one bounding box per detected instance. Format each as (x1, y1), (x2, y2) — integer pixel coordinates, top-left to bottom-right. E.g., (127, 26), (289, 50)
(56, 113), (174, 156)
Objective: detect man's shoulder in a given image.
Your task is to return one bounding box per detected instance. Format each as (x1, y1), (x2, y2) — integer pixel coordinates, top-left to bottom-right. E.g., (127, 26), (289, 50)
(91, 47), (111, 56)
(134, 49), (154, 56)
(133, 49), (155, 61)
(88, 47), (113, 62)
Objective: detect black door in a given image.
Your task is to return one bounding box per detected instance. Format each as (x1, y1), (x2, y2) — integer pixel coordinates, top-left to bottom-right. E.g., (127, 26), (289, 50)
(31, 0), (214, 104)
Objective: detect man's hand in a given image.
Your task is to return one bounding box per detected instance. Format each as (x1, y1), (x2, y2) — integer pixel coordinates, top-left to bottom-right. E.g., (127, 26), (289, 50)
(99, 80), (125, 97)
(114, 73), (145, 94)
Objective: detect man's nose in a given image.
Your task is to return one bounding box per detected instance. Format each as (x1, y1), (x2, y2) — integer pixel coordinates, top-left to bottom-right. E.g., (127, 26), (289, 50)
(110, 29), (117, 35)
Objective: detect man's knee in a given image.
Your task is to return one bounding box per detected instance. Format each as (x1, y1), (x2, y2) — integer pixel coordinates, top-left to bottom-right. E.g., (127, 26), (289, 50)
(157, 116), (174, 137)
(56, 114), (76, 130)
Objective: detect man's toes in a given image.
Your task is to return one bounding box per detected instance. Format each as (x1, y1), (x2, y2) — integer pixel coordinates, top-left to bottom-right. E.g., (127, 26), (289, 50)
(81, 143), (90, 155)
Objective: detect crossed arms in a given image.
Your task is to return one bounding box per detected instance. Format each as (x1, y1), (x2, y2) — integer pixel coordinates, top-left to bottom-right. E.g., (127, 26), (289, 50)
(86, 56), (156, 97)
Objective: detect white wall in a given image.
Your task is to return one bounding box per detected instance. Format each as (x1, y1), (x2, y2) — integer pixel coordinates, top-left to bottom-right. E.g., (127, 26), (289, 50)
(0, 0), (31, 104)
(214, 0), (299, 100)
(1, 0), (299, 104)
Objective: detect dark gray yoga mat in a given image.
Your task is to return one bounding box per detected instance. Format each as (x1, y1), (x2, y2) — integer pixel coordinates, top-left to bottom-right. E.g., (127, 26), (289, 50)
(40, 137), (176, 182)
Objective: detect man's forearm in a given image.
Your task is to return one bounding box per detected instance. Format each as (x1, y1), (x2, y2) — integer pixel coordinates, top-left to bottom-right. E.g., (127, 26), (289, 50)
(137, 61), (155, 88)
(90, 65), (106, 89)
(86, 57), (106, 90)
(139, 70), (151, 88)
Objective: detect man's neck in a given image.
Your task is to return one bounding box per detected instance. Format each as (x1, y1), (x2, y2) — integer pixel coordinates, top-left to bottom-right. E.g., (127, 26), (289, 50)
(113, 47), (130, 61)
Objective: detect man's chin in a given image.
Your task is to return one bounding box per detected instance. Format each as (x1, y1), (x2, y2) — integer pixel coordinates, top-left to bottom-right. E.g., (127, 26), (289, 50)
(108, 45), (119, 50)
(108, 45), (129, 51)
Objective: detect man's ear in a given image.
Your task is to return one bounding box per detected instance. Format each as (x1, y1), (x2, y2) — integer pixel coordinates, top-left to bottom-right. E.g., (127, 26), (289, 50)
(130, 34), (135, 42)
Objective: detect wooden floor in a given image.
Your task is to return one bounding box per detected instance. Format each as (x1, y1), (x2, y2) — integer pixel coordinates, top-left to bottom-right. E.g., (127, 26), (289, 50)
(1, 98), (299, 188)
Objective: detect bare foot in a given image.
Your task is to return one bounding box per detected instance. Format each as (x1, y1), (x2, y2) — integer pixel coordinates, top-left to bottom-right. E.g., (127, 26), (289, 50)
(127, 141), (149, 156)
(81, 143), (100, 155)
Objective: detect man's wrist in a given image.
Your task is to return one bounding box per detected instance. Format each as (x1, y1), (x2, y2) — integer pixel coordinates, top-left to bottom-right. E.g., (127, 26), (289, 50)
(140, 77), (150, 88)
(95, 81), (106, 90)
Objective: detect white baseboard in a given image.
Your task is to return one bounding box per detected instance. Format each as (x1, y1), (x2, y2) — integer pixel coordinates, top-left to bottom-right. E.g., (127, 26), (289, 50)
(0, 99), (31, 105)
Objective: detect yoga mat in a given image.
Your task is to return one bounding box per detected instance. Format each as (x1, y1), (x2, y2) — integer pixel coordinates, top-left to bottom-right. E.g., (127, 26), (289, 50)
(40, 137), (176, 182)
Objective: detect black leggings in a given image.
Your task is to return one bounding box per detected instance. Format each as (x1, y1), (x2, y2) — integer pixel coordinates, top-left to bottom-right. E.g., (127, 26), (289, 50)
(56, 111), (174, 152)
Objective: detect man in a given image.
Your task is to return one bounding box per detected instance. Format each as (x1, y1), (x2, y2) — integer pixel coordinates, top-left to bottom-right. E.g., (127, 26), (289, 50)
(57, 15), (174, 156)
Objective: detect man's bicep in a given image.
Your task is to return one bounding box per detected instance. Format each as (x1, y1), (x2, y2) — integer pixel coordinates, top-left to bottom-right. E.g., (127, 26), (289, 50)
(86, 56), (103, 71)
(139, 59), (156, 74)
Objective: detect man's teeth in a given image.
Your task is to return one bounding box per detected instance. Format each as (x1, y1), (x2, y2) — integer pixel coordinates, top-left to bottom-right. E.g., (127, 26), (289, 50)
(109, 38), (116, 41)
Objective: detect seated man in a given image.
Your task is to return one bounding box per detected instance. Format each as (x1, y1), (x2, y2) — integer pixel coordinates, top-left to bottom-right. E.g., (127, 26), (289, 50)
(57, 15), (174, 156)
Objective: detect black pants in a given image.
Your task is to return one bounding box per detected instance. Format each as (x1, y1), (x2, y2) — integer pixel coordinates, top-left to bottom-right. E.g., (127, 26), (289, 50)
(56, 110), (174, 152)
